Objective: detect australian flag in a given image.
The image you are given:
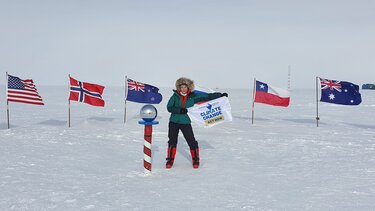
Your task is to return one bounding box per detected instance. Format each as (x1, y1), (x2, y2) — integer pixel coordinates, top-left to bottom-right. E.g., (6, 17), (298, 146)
(126, 78), (162, 104)
(319, 77), (361, 105)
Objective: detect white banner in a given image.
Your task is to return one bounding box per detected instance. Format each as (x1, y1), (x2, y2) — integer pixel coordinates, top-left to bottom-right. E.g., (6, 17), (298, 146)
(187, 97), (232, 128)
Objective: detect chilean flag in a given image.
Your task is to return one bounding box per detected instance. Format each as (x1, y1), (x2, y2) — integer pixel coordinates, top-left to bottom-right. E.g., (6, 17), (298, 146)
(254, 80), (290, 107)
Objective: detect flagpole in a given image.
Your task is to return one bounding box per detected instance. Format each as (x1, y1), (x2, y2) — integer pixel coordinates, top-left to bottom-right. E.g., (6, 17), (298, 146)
(68, 74), (71, 128)
(288, 65), (291, 90)
(124, 75), (128, 124)
(6, 72), (10, 129)
(316, 76), (319, 127)
(251, 78), (256, 125)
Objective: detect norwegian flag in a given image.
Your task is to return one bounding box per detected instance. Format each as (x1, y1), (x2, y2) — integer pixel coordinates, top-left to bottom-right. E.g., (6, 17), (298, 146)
(319, 77), (361, 105)
(69, 76), (105, 107)
(7, 74), (44, 105)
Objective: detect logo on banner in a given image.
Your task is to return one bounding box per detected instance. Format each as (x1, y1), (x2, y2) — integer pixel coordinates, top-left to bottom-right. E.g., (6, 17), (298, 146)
(200, 103), (224, 126)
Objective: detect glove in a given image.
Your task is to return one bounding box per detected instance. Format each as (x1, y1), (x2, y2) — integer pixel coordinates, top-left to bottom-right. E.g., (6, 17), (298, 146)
(180, 108), (188, 114)
(221, 93), (228, 97)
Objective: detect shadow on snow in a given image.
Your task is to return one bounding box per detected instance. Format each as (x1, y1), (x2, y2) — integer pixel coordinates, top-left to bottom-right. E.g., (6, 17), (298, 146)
(344, 123), (375, 129)
(38, 119), (67, 126)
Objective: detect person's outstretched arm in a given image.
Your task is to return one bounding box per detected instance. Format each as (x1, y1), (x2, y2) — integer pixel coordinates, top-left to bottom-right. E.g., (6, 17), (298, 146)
(194, 92), (228, 104)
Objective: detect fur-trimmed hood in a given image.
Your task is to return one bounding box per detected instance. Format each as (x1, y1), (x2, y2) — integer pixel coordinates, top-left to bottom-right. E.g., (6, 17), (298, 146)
(175, 77), (195, 92)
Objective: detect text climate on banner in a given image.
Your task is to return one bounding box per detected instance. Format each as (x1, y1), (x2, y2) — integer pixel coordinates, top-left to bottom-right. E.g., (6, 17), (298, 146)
(187, 97), (232, 128)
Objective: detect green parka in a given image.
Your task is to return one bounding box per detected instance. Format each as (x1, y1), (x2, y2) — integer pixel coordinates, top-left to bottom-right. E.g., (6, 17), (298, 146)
(167, 90), (222, 124)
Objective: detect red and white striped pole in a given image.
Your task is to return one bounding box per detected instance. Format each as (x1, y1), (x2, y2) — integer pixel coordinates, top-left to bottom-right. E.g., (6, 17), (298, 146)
(139, 104), (159, 175)
(143, 125), (153, 174)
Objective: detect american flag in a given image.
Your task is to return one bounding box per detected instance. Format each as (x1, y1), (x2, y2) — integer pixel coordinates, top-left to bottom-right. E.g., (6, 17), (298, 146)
(7, 74), (44, 105)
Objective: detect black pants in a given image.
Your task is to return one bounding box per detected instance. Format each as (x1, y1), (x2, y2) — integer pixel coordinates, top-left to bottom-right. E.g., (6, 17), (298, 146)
(168, 122), (198, 149)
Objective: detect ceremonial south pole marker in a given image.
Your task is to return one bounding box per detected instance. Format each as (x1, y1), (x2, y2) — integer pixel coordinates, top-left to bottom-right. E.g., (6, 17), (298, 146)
(138, 105), (159, 175)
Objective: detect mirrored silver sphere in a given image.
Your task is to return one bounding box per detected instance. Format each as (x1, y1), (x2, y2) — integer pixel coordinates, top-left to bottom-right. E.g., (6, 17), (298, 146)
(140, 105), (157, 122)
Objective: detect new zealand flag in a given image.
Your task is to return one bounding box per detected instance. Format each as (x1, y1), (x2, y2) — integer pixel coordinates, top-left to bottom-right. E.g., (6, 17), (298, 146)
(126, 78), (162, 104)
(319, 77), (361, 105)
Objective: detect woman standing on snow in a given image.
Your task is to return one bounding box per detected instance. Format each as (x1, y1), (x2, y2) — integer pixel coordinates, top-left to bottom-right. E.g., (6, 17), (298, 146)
(166, 77), (228, 169)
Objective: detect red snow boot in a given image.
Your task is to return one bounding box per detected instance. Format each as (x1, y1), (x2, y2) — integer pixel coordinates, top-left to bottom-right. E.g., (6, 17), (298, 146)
(190, 148), (200, 169)
(166, 146), (176, 168)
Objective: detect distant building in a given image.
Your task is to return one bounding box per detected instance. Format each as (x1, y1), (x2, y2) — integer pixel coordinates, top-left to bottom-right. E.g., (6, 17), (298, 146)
(362, 84), (375, 90)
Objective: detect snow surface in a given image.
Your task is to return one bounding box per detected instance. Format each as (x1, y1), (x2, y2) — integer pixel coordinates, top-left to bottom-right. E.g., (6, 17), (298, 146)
(1, 87), (375, 210)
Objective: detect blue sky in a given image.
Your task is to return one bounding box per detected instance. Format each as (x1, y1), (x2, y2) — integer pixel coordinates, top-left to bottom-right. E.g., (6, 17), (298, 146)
(0, 0), (374, 88)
